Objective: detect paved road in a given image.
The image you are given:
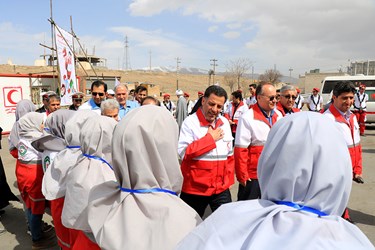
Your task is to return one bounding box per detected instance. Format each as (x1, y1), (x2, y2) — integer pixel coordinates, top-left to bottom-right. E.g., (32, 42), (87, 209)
(1, 126), (374, 249)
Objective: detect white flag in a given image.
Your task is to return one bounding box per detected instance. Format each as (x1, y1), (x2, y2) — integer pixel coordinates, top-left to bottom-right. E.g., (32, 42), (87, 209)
(115, 77), (121, 87)
(55, 25), (78, 106)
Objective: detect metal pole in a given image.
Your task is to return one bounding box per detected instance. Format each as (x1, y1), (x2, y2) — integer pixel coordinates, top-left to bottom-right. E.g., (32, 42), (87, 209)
(289, 68), (293, 83)
(176, 57), (181, 90)
(252, 66), (254, 83)
(50, 0), (56, 91)
(210, 59), (218, 85)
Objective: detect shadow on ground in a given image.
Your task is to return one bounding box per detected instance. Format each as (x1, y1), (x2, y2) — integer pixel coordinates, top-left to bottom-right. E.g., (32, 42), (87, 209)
(1, 202), (31, 250)
(362, 148), (375, 154)
(349, 208), (375, 226)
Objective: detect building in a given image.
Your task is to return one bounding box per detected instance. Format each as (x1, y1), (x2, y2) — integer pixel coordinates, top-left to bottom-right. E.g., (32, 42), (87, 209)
(298, 69), (346, 94)
(349, 60), (375, 76)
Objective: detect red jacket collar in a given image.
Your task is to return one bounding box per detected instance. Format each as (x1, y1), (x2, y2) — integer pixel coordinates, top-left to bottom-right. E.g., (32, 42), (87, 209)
(276, 102), (300, 116)
(196, 108), (224, 128)
(253, 104), (278, 127)
(328, 104), (355, 139)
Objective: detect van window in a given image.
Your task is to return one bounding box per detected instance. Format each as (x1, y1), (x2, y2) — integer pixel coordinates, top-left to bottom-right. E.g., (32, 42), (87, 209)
(367, 89), (375, 102)
(322, 81), (339, 94)
(322, 79), (375, 94)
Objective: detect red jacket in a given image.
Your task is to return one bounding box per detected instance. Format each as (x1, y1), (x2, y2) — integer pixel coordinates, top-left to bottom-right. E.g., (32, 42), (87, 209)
(328, 105), (362, 175)
(276, 102), (300, 116)
(224, 101), (247, 133)
(234, 104), (281, 183)
(179, 108), (234, 196)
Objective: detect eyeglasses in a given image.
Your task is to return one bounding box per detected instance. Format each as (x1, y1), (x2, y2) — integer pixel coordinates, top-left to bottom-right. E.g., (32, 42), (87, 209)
(261, 95), (276, 101)
(74, 98), (82, 102)
(92, 92), (105, 97)
(281, 95), (297, 100)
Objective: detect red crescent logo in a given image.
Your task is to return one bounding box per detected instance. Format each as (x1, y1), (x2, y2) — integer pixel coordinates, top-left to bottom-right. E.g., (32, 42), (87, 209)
(7, 89), (18, 105)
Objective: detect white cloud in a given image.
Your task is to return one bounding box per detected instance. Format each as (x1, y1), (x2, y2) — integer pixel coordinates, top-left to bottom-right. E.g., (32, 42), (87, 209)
(128, 0), (375, 75)
(208, 25), (218, 32)
(128, 0), (182, 16)
(79, 26), (207, 70)
(0, 22), (48, 65)
(226, 23), (242, 29)
(222, 31), (240, 39)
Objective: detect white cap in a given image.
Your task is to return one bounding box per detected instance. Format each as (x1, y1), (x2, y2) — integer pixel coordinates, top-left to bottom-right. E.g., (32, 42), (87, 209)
(176, 89), (183, 96)
(108, 89), (115, 95)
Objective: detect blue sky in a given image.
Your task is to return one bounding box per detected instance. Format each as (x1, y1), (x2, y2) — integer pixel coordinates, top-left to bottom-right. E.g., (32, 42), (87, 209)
(1, 0), (375, 77)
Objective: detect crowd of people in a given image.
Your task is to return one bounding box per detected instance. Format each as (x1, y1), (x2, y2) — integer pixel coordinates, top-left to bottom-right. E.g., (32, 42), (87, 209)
(0, 79), (373, 249)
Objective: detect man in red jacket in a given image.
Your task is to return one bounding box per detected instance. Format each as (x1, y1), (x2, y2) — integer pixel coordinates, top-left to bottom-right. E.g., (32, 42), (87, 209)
(234, 82), (282, 200)
(276, 85), (300, 116)
(178, 85), (234, 217)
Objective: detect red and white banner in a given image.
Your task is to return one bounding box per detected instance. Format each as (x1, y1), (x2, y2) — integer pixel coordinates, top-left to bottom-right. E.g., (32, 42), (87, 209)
(55, 25), (77, 106)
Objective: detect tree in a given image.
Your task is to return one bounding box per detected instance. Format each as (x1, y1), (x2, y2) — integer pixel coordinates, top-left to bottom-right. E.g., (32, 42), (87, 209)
(223, 72), (237, 93)
(259, 69), (283, 85)
(226, 58), (252, 90)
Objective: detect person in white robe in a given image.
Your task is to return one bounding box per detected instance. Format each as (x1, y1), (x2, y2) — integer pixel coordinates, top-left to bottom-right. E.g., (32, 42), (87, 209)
(176, 112), (374, 250)
(86, 105), (202, 250)
(62, 115), (117, 232)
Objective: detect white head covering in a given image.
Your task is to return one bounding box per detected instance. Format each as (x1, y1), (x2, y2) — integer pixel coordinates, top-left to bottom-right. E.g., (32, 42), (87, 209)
(176, 89), (184, 96)
(62, 115), (117, 231)
(9, 100), (36, 149)
(31, 109), (75, 152)
(18, 112), (44, 141)
(176, 112), (374, 250)
(41, 110), (98, 200)
(16, 100), (37, 121)
(87, 105), (201, 250)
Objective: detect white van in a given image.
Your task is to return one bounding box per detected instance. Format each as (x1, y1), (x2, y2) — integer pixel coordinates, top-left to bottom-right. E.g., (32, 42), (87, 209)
(320, 75), (375, 123)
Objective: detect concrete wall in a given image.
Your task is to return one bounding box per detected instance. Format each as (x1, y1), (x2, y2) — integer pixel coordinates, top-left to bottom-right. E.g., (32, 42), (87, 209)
(298, 72), (346, 94)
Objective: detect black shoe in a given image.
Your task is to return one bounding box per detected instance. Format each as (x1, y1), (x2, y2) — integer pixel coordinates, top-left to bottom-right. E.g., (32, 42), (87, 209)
(353, 176), (364, 184)
(31, 229), (57, 250)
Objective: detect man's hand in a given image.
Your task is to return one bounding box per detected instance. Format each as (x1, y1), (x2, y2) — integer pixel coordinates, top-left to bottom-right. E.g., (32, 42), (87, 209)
(208, 126), (224, 141)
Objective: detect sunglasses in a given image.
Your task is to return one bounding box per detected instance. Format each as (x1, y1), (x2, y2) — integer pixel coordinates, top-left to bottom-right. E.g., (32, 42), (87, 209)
(92, 92), (105, 97)
(262, 95), (277, 101)
(74, 98), (82, 102)
(282, 95), (297, 100)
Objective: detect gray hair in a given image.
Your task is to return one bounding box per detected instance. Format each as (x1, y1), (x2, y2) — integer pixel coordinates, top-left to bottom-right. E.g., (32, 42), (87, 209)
(114, 83), (128, 93)
(280, 85), (296, 94)
(47, 94), (61, 103)
(101, 99), (120, 114)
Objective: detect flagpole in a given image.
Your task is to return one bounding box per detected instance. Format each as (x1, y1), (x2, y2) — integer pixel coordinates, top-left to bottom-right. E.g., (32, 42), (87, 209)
(50, 0), (57, 92)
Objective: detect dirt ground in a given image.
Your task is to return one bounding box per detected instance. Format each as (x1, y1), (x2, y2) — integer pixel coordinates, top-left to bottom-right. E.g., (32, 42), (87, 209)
(0, 125), (374, 249)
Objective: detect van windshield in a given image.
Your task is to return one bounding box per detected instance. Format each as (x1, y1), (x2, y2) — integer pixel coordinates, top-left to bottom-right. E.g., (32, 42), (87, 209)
(322, 80), (375, 94)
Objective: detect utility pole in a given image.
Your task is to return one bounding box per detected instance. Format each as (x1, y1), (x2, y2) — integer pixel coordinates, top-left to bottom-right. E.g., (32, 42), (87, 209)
(210, 59), (218, 85)
(289, 68), (293, 83)
(251, 66), (254, 84)
(176, 57), (181, 90)
(122, 36), (130, 71)
(49, 0), (57, 91)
